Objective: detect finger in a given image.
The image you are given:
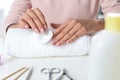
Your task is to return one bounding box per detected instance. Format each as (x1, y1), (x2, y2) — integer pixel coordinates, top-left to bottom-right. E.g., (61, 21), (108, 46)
(56, 23), (81, 45)
(53, 23), (67, 38)
(66, 27), (86, 43)
(33, 8), (47, 29)
(51, 23), (61, 29)
(53, 20), (77, 37)
(21, 13), (39, 33)
(19, 19), (30, 29)
(52, 20), (78, 45)
(26, 9), (45, 33)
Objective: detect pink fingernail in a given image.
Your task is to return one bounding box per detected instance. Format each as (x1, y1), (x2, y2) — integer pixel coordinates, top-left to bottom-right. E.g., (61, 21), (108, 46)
(44, 25), (46, 28)
(66, 41), (70, 43)
(41, 29), (44, 34)
(52, 41), (56, 45)
(25, 25), (29, 29)
(35, 28), (39, 33)
(56, 43), (60, 46)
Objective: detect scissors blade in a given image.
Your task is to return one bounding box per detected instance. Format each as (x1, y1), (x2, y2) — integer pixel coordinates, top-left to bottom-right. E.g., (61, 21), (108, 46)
(49, 71), (52, 80)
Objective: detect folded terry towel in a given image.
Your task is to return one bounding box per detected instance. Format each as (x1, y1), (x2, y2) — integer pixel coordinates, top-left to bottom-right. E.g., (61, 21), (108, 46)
(5, 28), (91, 58)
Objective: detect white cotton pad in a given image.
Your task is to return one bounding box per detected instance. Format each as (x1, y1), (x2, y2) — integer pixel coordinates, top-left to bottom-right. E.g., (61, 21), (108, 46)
(32, 30), (53, 44)
(5, 28), (91, 58)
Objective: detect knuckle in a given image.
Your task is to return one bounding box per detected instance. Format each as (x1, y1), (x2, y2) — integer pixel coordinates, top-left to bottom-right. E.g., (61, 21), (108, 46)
(19, 19), (25, 24)
(26, 17), (32, 22)
(22, 13), (28, 19)
(37, 23), (42, 27)
(62, 31), (67, 34)
(33, 8), (39, 11)
(72, 19), (77, 23)
(32, 15), (38, 20)
(22, 13), (26, 17)
(26, 9), (31, 13)
(68, 32), (72, 35)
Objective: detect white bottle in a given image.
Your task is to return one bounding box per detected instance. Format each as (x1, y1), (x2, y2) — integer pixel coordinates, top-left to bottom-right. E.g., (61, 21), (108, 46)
(88, 13), (120, 80)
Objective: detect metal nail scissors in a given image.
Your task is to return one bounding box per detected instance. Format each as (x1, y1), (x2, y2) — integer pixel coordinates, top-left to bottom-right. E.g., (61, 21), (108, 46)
(56, 69), (73, 80)
(41, 68), (61, 80)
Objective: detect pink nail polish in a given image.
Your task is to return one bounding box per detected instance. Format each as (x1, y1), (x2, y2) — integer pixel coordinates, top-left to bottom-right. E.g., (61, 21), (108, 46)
(66, 41), (70, 43)
(25, 25), (29, 29)
(41, 29), (44, 34)
(44, 25), (47, 29)
(35, 28), (39, 33)
(52, 41), (57, 45)
(56, 43), (60, 46)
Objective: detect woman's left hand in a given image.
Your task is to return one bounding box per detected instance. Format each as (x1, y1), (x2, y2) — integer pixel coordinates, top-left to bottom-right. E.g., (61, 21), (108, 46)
(51, 19), (104, 46)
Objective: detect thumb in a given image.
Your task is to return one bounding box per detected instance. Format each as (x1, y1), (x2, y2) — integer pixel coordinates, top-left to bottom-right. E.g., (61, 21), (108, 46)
(51, 23), (61, 29)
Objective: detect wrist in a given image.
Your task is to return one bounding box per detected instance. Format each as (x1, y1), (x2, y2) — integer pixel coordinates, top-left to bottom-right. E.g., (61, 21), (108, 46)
(94, 20), (105, 31)
(79, 19), (105, 36)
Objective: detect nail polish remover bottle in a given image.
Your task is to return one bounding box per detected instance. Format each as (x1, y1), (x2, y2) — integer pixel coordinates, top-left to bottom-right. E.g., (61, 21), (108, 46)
(88, 13), (120, 80)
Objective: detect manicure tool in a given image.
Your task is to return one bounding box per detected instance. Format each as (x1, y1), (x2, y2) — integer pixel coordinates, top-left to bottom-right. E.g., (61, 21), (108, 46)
(41, 68), (61, 80)
(24, 66), (33, 80)
(2, 66), (32, 80)
(56, 69), (73, 80)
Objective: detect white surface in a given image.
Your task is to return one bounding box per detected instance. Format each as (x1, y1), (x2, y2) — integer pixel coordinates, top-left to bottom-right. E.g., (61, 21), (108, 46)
(0, 56), (89, 80)
(5, 28), (91, 58)
(88, 30), (120, 80)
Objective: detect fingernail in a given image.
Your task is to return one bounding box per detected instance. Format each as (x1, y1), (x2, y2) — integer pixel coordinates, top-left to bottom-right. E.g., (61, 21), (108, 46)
(56, 43), (60, 46)
(40, 29), (44, 34)
(44, 25), (47, 29)
(35, 28), (39, 33)
(52, 41), (56, 45)
(25, 25), (29, 29)
(66, 40), (70, 43)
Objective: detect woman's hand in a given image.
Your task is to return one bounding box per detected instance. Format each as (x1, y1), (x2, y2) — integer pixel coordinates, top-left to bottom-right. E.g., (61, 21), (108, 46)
(51, 19), (104, 46)
(9, 8), (47, 33)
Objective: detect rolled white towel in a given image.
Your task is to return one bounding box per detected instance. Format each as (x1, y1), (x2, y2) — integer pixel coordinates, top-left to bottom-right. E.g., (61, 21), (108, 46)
(5, 28), (91, 58)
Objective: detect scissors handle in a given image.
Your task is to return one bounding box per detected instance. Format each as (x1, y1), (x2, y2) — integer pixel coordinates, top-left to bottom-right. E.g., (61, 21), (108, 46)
(41, 68), (61, 80)
(41, 68), (61, 74)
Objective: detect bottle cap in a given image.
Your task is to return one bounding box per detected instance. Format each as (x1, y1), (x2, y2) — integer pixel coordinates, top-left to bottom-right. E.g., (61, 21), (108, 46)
(105, 13), (120, 32)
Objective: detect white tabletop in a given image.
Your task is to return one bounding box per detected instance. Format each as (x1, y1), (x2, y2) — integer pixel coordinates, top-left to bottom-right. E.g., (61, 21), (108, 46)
(0, 56), (88, 80)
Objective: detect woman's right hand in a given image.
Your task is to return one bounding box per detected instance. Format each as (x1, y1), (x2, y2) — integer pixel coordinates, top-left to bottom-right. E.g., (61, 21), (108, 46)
(9, 8), (47, 33)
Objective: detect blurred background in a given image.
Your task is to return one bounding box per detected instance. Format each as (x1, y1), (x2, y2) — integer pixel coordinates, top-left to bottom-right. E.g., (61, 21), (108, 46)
(0, 0), (13, 25)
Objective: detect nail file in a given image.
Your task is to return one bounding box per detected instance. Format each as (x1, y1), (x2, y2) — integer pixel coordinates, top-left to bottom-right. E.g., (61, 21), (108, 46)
(24, 66), (33, 80)
(32, 30), (53, 44)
